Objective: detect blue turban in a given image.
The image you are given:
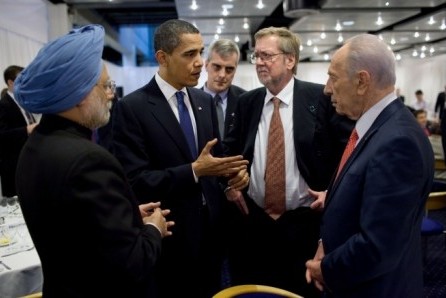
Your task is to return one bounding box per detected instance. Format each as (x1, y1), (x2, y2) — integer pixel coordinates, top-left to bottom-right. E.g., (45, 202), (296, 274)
(14, 25), (104, 114)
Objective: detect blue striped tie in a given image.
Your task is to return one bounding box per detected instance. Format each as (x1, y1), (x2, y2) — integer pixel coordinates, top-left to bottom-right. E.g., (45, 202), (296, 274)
(176, 91), (197, 158)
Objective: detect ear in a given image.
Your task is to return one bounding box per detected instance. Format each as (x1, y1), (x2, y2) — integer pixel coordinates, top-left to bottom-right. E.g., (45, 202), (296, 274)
(356, 70), (370, 95)
(286, 55), (296, 71)
(156, 50), (168, 67)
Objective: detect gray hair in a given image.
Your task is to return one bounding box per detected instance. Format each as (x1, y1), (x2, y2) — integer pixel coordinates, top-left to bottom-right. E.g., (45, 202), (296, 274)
(206, 39), (240, 63)
(154, 19), (200, 54)
(344, 34), (396, 89)
(254, 27), (301, 74)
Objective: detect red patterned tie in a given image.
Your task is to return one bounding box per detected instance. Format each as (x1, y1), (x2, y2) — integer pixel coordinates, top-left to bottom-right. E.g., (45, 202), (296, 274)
(336, 128), (358, 180)
(264, 97), (285, 219)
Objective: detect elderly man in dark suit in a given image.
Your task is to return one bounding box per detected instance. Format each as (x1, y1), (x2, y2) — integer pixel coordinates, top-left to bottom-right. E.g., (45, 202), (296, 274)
(223, 26), (353, 298)
(305, 34), (434, 298)
(14, 25), (173, 297)
(111, 19), (249, 298)
(201, 38), (246, 139)
(0, 65), (38, 201)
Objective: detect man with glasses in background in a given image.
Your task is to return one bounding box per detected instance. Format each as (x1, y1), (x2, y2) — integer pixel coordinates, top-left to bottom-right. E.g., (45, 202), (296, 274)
(223, 26), (353, 297)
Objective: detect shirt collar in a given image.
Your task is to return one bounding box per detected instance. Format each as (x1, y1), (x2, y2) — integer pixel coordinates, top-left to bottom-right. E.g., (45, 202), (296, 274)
(264, 77), (294, 106)
(155, 72), (187, 100)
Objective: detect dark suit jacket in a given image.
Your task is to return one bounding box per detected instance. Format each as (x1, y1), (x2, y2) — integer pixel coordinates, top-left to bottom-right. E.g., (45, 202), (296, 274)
(0, 93), (28, 197)
(321, 99), (434, 298)
(435, 91), (446, 119)
(111, 76), (225, 297)
(201, 84), (246, 139)
(16, 114), (162, 297)
(224, 78), (353, 191)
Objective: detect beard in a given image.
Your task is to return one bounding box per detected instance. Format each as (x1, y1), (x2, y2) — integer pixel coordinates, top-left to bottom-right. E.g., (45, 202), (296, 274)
(79, 91), (111, 129)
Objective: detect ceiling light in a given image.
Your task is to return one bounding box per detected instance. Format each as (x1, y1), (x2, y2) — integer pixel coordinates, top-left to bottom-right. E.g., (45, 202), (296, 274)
(342, 20), (355, 26)
(320, 32), (326, 39)
(412, 49), (418, 57)
(337, 34), (343, 43)
(390, 38), (396, 45)
(307, 40), (312, 46)
(243, 18), (249, 29)
(425, 33), (430, 41)
(440, 19), (446, 30)
(234, 35), (240, 43)
(430, 46), (435, 53)
(216, 27), (222, 34)
(218, 18), (225, 25)
(313, 46), (318, 53)
(214, 34), (219, 40)
(222, 8), (229, 16)
(324, 54), (329, 61)
(190, 0), (198, 10)
(375, 13), (383, 26)
(395, 53), (402, 61)
(385, 2), (390, 6)
(420, 52), (426, 59)
(421, 45), (427, 52)
(283, 0), (322, 18)
(414, 31), (420, 38)
(335, 20), (342, 31)
(299, 45), (304, 51)
(428, 16), (436, 25)
(256, 0), (265, 9)
(221, 4), (233, 16)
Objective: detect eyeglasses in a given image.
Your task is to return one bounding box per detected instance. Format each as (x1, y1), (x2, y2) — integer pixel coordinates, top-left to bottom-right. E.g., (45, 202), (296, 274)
(249, 52), (285, 64)
(97, 80), (116, 94)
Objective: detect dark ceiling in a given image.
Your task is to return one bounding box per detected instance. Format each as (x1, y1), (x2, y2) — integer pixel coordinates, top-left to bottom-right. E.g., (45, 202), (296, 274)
(47, 0), (446, 65)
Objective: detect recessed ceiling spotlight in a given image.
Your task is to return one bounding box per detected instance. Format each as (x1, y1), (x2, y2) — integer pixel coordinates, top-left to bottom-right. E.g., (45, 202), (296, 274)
(430, 46), (435, 53)
(320, 32), (326, 39)
(337, 34), (343, 43)
(414, 31), (420, 38)
(313, 46), (318, 53)
(428, 16), (436, 25)
(395, 53), (402, 61)
(440, 19), (446, 30)
(219, 18), (225, 25)
(412, 49), (418, 57)
(421, 45), (427, 52)
(425, 33), (430, 41)
(234, 35), (240, 42)
(214, 34), (219, 40)
(335, 20), (342, 31)
(307, 40), (313, 46)
(190, 0), (198, 10)
(324, 54), (329, 61)
(390, 38), (396, 45)
(256, 0), (265, 9)
(385, 2), (390, 6)
(420, 52), (426, 58)
(375, 13), (383, 26)
(299, 45), (304, 51)
(216, 27), (222, 34)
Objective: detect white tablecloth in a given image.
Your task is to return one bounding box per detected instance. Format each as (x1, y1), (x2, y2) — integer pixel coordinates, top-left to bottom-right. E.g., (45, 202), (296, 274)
(0, 202), (42, 297)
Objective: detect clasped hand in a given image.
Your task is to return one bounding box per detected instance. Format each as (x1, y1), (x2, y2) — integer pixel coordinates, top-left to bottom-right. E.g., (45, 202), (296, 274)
(139, 201), (174, 238)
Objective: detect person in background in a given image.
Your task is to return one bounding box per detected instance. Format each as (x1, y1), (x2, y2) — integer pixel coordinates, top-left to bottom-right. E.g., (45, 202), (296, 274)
(0, 65), (38, 203)
(413, 89), (427, 111)
(111, 19), (249, 298)
(202, 38), (246, 139)
(413, 109), (431, 136)
(435, 85), (446, 119)
(396, 87), (405, 103)
(305, 34), (434, 298)
(14, 24), (173, 297)
(222, 26), (353, 298)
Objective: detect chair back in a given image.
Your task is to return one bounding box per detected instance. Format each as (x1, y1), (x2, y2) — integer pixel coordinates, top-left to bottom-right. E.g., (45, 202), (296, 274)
(213, 285), (303, 298)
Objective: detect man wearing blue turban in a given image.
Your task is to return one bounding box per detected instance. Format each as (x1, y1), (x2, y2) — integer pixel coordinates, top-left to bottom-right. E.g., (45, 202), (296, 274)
(14, 24), (173, 297)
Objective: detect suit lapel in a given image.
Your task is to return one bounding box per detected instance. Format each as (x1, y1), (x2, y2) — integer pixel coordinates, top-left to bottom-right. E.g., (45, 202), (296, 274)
(325, 99), (403, 207)
(146, 79), (195, 161)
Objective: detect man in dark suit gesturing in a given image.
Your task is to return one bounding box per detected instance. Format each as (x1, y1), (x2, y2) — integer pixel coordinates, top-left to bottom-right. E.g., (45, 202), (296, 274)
(202, 38), (245, 139)
(111, 20), (249, 298)
(305, 34), (434, 298)
(223, 27), (353, 297)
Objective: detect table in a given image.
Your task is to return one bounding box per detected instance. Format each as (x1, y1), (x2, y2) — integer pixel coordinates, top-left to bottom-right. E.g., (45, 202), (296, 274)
(0, 200), (42, 298)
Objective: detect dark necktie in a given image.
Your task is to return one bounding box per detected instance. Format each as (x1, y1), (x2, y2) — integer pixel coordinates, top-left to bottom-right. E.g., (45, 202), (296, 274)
(264, 97), (285, 220)
(24, 110), (35, 124)
(336, 128), (358, 180)
(176, 91), (197, 158)
(214, 94), (225, 138)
